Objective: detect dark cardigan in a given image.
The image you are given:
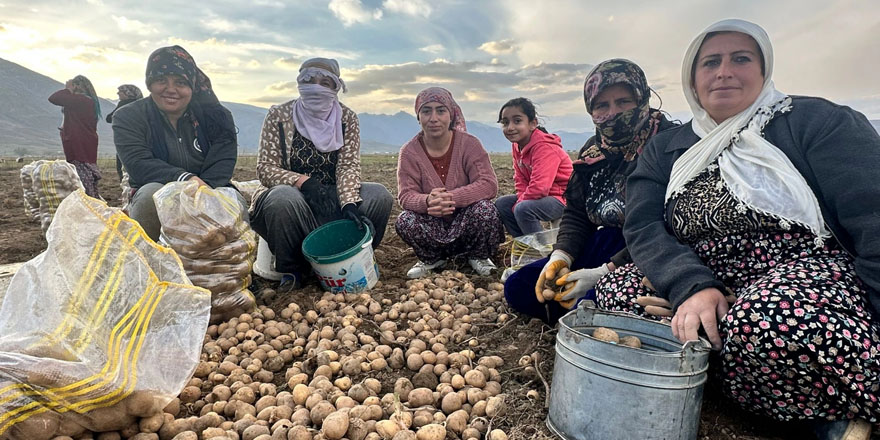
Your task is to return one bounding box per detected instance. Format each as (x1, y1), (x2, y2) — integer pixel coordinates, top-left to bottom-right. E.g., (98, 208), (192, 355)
(624, 96), (880, 314)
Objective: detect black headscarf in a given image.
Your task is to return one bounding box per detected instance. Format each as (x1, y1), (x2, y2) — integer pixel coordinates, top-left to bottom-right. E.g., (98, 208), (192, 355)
(144, 45), (235, 161)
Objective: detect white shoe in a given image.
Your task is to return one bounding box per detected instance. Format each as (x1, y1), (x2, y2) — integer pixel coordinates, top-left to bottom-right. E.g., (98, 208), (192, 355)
(407, 259), (446, 279)
(500, 267), (516, 283)
(469, 258), (496, 276)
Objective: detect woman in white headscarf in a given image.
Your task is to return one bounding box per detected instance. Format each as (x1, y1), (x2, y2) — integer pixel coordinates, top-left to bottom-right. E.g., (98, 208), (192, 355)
(250, 58), (393, 290)
(593, 19), (880, 438)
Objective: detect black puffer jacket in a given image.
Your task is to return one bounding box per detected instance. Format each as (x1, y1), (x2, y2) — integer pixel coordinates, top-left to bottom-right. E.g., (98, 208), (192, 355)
(625, 96), (880, 314)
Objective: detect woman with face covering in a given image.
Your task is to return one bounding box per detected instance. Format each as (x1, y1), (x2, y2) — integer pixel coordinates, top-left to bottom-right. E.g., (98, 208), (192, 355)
(48, 74), (103, 199)
(594, 19), (880, 439)
(113, 45), (240, 241)
(395, 87), (504, 279)
(250, 58), (393, 290)
(503, 59), (677, 324)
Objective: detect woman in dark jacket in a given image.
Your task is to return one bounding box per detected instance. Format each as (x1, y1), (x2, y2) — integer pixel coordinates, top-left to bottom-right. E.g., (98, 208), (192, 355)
(113, 45), (239, 241)
(107, 84), (143, 181)
(48, 75), (102, 199)
(595, 19), (880, 439)
(503, 59), (676, 324)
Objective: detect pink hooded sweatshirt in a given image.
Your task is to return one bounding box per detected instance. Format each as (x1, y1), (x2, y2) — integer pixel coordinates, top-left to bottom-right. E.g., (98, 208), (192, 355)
(512, 129), (573, 206)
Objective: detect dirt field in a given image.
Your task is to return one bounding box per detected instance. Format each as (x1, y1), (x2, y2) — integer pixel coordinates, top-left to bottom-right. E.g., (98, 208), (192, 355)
(0, 155), (817, 439)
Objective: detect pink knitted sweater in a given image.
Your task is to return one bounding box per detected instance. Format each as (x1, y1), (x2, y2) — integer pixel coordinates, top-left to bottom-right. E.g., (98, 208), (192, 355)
(397, 131), (498, 214)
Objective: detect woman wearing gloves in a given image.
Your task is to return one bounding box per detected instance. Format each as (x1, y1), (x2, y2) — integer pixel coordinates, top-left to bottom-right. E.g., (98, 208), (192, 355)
(250, 58), (393, 290)
(594, 20), (880, 438)
(503, 59), (677, 324)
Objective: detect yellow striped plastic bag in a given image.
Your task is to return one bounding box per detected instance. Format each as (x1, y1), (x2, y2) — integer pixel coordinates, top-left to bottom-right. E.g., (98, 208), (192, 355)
(29, 160), (84, 233)
(154, 181), (257, 323)
(0, 191), (211, 439)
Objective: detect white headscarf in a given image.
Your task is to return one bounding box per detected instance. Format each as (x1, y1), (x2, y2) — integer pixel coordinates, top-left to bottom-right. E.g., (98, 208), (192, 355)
(667, 18), (829, 241)
(291, 67), (345, 153)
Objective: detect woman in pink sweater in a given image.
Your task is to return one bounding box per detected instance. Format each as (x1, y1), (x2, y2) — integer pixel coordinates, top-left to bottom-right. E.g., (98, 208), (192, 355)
(395, 87), (504, 279)
(494, 97), (573, 237)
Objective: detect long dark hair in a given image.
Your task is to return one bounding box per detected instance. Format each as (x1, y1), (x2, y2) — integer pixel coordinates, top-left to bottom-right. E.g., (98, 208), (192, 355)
(498, 97), (547, 133)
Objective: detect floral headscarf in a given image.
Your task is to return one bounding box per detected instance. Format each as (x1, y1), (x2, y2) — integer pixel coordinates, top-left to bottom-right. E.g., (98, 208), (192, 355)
(580, 59), (660, 163)
(414, 87), (467, 132)
(71, 75), (102, 120)
(145, 45), (218, 105)
(117, 84), (143, 101)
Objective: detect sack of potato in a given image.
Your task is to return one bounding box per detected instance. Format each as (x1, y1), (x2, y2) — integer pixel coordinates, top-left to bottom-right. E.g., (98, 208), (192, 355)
(29, 159), (85, 233)
(18, 162), (40, 222)
(153, 181), (257, 323)
(0, 191), (211, 440)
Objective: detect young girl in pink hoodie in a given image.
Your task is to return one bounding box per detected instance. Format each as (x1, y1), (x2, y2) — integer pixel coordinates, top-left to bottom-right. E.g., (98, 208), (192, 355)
(494, 98), (573, 237)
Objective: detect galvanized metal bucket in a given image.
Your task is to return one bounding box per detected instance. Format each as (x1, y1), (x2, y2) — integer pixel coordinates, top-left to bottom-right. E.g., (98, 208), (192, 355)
(547, 301), (711, 440)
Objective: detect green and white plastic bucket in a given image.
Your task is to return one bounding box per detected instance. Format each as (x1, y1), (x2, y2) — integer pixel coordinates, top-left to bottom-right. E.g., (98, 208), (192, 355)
(302, 219), (379, 293)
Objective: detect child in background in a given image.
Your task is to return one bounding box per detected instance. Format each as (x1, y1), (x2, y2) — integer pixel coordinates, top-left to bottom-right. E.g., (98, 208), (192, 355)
(494, 97), (573, 238)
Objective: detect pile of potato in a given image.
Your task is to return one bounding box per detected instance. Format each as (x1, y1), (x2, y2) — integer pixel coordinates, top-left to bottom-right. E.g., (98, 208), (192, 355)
(42, 271), (521, 440)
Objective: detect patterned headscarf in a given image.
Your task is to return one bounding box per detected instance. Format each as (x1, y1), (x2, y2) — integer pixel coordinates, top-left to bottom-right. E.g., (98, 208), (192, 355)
(145, 45), (218, 105)
(581, 59), (660, 162)
(70, 75), (102, 120)
(117, 84), (143, 101)
(414, 87), (467, 132)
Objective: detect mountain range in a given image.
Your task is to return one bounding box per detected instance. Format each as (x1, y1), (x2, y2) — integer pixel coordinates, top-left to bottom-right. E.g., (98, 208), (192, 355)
(2, 57), (878, 156)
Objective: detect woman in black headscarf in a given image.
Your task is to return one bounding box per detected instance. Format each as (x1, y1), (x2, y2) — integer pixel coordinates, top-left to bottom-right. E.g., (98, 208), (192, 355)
(112, 45), (239, 240)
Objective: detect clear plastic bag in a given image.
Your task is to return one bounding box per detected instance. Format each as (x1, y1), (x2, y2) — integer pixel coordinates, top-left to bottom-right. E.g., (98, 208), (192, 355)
(0, 191), (211, 439)
(29, 160), (85, 233)
(509, 228), (559, 271)
(19, 162), (40, 222)
(154, 181), (257, 323)
(230, 179), (263, 205)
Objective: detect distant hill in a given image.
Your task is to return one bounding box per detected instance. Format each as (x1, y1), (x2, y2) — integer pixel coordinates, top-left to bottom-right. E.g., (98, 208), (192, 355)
(0, 57), (600, 156)
(872, 120), (880, 133)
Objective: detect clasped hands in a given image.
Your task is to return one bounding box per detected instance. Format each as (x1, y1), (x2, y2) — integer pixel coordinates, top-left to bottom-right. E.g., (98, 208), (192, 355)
(426, 188), (455, 217)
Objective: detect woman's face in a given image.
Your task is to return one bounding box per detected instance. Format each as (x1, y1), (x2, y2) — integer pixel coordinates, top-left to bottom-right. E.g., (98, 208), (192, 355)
(693, 32), (764, 123)
(148, 74), (192, 118)
(590, 84), (637, 121)
(418, 102), (452, 138)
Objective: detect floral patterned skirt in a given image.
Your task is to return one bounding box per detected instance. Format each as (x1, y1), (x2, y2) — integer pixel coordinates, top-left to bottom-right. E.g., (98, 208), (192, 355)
(395, 199), (504, 263)
(595, 230), (880, 422)
(70, 160), (101, 199)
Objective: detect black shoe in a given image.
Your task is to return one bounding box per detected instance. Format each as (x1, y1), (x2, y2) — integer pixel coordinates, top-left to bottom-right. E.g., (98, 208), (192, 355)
(278, 273), (302, 293)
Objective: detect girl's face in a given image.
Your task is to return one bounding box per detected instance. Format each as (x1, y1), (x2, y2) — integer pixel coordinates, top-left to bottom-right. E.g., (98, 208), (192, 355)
(499, 105), (537, 146)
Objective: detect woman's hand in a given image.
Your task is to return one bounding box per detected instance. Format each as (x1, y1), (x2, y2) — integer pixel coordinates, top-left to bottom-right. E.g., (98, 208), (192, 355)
(188, 176), (207, 187)
(426, 188), (455, 217)
(671, 287), (729, 350)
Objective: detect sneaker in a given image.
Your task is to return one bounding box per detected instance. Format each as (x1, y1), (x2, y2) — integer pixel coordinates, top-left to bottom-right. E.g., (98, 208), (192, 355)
(500, 267), (516, 283)
(278, 273), (302, 293)
(468, 258), (497, 276)
(407, 260), (446, 279)
(812, 418), (872, 440)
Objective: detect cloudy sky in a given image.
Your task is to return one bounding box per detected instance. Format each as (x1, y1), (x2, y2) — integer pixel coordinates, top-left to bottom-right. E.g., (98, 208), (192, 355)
(2, 0), (878, 131)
